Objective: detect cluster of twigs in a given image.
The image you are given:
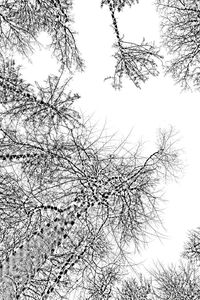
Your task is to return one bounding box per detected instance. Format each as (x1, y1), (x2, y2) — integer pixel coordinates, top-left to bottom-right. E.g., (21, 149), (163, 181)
(0, 0), (83, 71)
(102, 0), (162, 89)
(156, 0), (200, 91)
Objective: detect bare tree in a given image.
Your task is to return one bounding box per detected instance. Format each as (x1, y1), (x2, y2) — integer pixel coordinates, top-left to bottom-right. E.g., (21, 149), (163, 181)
(0, 0), (83, 72)
(155, 0), (200, 90)
(77, 264), (121, 300)
(80, 231), (200, 300)
(79, 267), (154, 300)
(152, 261), (200, 300)
(0, 57), (180, 299)
(115, 276), (154, 300)
(182, 227), (200, 265)
(0, 0), (163, 89)
(101, 0), (162, 89)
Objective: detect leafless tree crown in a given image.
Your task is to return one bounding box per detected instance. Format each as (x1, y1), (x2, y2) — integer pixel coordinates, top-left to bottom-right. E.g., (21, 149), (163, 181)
(0, 58), (180, 299)
(156, 0), (200, 90)
(102, 0), (163, 89)
(0, 0), (84, 71)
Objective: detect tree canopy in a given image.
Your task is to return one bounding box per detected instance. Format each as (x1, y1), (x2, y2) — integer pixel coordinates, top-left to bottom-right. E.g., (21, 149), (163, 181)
(156, 0), (200, 90)
(0, 0), (83, 71)
(101, 0), (162, 89)
(0, 0), (163, 89)
(0, 57), (180, 299)
(0, 1), (198, 299)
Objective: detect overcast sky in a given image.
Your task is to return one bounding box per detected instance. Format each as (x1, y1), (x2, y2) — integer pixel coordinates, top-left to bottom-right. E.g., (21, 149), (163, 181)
(14, 0), (200, 277)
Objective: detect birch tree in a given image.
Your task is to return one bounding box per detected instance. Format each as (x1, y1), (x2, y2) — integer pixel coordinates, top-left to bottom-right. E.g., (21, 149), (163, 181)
(0, 0), (83, 72)
(0, 0), (162, 89)
(0, 57), (180, 299)
(101, 0), (162, 89)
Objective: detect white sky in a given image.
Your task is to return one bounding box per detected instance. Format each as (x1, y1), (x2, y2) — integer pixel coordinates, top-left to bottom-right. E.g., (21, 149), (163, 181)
(14, 0), (200, 277)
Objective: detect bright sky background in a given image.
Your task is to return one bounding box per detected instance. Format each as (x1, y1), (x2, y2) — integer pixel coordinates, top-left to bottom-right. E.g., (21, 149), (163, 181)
(14, 0), (200, 277)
